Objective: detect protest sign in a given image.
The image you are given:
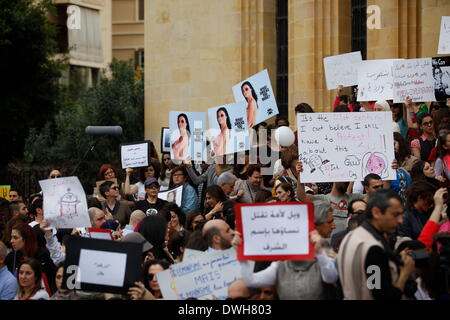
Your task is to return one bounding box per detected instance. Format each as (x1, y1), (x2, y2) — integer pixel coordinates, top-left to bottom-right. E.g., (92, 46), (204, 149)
(323, 51), (362, 89)
(157, 247), (244, 300)
(393, 58), (436, 103)
(120, 141), (149, 169)
(232, 69), (279, 127)
(170, 111), (206, 162)
(297, 112), (396, 183)
(87, 228), (114, 240)
(432, 56), (450, 102)
(161, 127), (171, 153)
(182, 248), (205, 262)
(438, 16), (450, 54)
(62, 236), (142, 294)
(357, 59), (400, 101)
(39, 176), (90, 229)
(0, 185), (10, 200)
(234, 202), (314, 261)
(208, 102), (249, 156)
(158, 185), (183, 207)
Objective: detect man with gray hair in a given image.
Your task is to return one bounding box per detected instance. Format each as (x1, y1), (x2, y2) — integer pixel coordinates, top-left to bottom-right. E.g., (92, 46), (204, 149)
(122, 210), (146, 237)
(217, 172), (244, 201)
(0, 241), (18, 300)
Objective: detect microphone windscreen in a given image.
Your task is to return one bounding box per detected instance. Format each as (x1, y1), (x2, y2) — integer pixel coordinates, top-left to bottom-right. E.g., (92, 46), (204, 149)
(85, 126), (123, 136)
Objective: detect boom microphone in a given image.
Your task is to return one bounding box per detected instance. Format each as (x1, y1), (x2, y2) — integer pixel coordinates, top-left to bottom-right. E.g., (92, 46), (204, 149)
(85, 126), (123, 136)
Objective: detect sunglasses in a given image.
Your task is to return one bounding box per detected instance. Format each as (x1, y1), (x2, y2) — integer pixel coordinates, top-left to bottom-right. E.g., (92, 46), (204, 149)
(110, 186), (119, 191)
(146, 184), (160, 189)
(422, 121), (433, 127)
(147, 273), (157, 281)
(50, 175), (61, 179)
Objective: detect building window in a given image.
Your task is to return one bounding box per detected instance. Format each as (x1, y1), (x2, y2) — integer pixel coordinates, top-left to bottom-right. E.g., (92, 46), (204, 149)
(351, 0), (367, 59)
(138, 0), (144, 21)
(135, 49), (144, 69)
(276, 0), (288, 118)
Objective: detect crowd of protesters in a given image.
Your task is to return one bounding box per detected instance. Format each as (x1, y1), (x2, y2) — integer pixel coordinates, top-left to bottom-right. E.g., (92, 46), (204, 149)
(1, 89), (450, 300)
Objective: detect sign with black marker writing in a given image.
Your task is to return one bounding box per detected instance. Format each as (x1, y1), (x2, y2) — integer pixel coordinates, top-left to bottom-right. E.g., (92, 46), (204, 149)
(323, 51), (362, 90)
(297, 112), (396, 183)
(234, 202), (314, 261)
(120, 141), (149, 169)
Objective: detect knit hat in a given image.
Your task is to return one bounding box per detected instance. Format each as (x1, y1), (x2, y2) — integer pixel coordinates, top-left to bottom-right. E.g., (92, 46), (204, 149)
(375, 100), (390, 111)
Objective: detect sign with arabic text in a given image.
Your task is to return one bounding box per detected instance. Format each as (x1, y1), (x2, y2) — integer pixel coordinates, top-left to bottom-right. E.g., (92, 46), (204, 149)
(357, 59), (401, 101)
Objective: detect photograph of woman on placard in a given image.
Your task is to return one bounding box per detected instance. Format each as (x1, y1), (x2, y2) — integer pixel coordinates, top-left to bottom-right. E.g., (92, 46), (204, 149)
(171, 113), (191, 161)
(241, 81), (258, 128)
(213, 107), (232, 157)
(433, 64), (450, 102)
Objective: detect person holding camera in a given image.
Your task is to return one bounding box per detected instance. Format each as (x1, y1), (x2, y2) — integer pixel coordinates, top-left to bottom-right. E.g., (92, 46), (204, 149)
(338, 189), (416, 300)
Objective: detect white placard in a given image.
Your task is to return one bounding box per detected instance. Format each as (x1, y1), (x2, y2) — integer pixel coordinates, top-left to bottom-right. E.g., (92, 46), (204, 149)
(240, 204), (310, 256)
(157, 247), (245, 300)
(158, 185), (183, 207)
(393, 58), (436, 103)
(323, 51), (362, 89)
(121, 142), (148, 169)
(78, 249), (127, 287)
(357, 59), (400, 101)
(182, 248), (205, 262)
(39, 176), (90, 229)
(297, 112), (396, 183)
(438, 16), (450, 55)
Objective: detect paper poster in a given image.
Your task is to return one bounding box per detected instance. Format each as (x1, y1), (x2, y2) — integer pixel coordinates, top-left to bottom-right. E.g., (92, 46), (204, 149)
(323, 51), (362, 89)
(432, 56), (450, 102)
(170, 111), (206, 162)
(87, 228), (114, 240)
(120, 141), (149, 169)
(157, 247), (244, 300)
(235, 202), (314, 261)
(182, 248), (205, 262)
(78, 249), (127, 287)
(39, 176), (90, 229)
(438, 16), (450, 54)
(161, 127), (171, 153)
(393, 58), (436, 103)
(208, 102), (249, 157)
(158, 185), (183, 207)
(232, 69), (279, 127)
(297, 112), (396, 183)
(0, 185), (10, 200)
(357, 59), (400, 101)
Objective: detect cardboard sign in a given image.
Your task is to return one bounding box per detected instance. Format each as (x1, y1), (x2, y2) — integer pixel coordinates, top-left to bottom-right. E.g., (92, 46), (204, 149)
(208, 102), (249, 156)
(438, 16), (450, 54)
(170, 111), (206, 162)
(120, 141), (150, 169)
(432, 56), (450, 102)
(297, 112), (396, 183)
(323, 51), (362, 89)
(62, 236), (142, 294)
(0, 185), (10, 200)
(158, 185), (183, 207)
(232, 69), (279, 127)
(39, 176), (91, 229)
(234, 202), (314, 261)
(393, 58), (436, 103)
(157, 247), (243, 300)
(87, 228), (114, 240)
(357, 59), (400, 101)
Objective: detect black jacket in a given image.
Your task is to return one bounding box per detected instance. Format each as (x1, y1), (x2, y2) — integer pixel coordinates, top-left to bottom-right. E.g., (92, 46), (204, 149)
(397, 207), (430, 240)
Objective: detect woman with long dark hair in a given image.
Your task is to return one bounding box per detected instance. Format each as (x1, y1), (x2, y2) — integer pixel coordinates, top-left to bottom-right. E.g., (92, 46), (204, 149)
(127, 259), (170, 300)
(241, 81), (258, 128)
(213, 107), (232, 157)
(14, 258), (49, 300)
(172, 113), (191, 161)
(434, 130), (450, 184)
(138, 215), (174, 264)
(159, 153), (175, 191)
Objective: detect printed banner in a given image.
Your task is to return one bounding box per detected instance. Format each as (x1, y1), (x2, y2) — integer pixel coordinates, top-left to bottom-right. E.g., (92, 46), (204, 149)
(323, 51), (362, 90)
(432, 56), (450, 102)
(158, 185), (183, 207)
(232, 69), (279, 127)
(297, 112), (396, 183)
(170, 111), (206, 162)
(39, 176), (91, 229)
(234, 202), (315, 261)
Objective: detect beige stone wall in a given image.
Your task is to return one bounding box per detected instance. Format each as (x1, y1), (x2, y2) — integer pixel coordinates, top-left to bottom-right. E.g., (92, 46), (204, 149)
(288, 0), (351, 118)
(144, 0), (276, 153)
(420, 0), (450, 58)
(112, 0), (136, 21)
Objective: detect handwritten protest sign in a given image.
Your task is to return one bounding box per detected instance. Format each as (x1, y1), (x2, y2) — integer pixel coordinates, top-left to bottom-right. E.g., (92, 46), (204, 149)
(323, 51), (362, 89)
(158, 185), (183, 207)
(39, 176), (90, 229)
(120, 141), (149, 169)
(0, 185), (10, 200)
(297, 112), (396, 183)
(393, 58), (436, 103)
(157, 247), (244, 300)
(357, 59), (401, 101)
(438, 16), (450, 54)
(182, 248), (205, 262)
(235, 202), (314, 261)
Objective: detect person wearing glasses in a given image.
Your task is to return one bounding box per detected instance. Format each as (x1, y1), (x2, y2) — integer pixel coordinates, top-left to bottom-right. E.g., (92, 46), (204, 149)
(99, 180), (131, 228)
(125, 162), (161, 201)
(410, 113), (437, 162)
(48, 170), (62, 179)
(170, 166), (199, 214)
(159, 153), (174, 191)
(135, 178), (167, 216)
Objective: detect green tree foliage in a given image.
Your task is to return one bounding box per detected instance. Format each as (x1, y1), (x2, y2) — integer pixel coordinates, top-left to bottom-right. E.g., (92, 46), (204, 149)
(0, 0), (64, 167)
(24, 59), (144, 185)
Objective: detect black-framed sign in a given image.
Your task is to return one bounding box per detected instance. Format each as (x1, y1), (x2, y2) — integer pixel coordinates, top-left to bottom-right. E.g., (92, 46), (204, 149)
(62, 236), (142, 294)
(120, 140), (154, 169)
(161, 127), (171, 153)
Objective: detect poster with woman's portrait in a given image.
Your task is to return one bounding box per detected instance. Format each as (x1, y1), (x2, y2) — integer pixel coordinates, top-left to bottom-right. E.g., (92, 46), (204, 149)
(432, 56), (450, 102)
(169, 111), (206, 162)
(232, 69), (279, 128)
(207, 102), (249, 157)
